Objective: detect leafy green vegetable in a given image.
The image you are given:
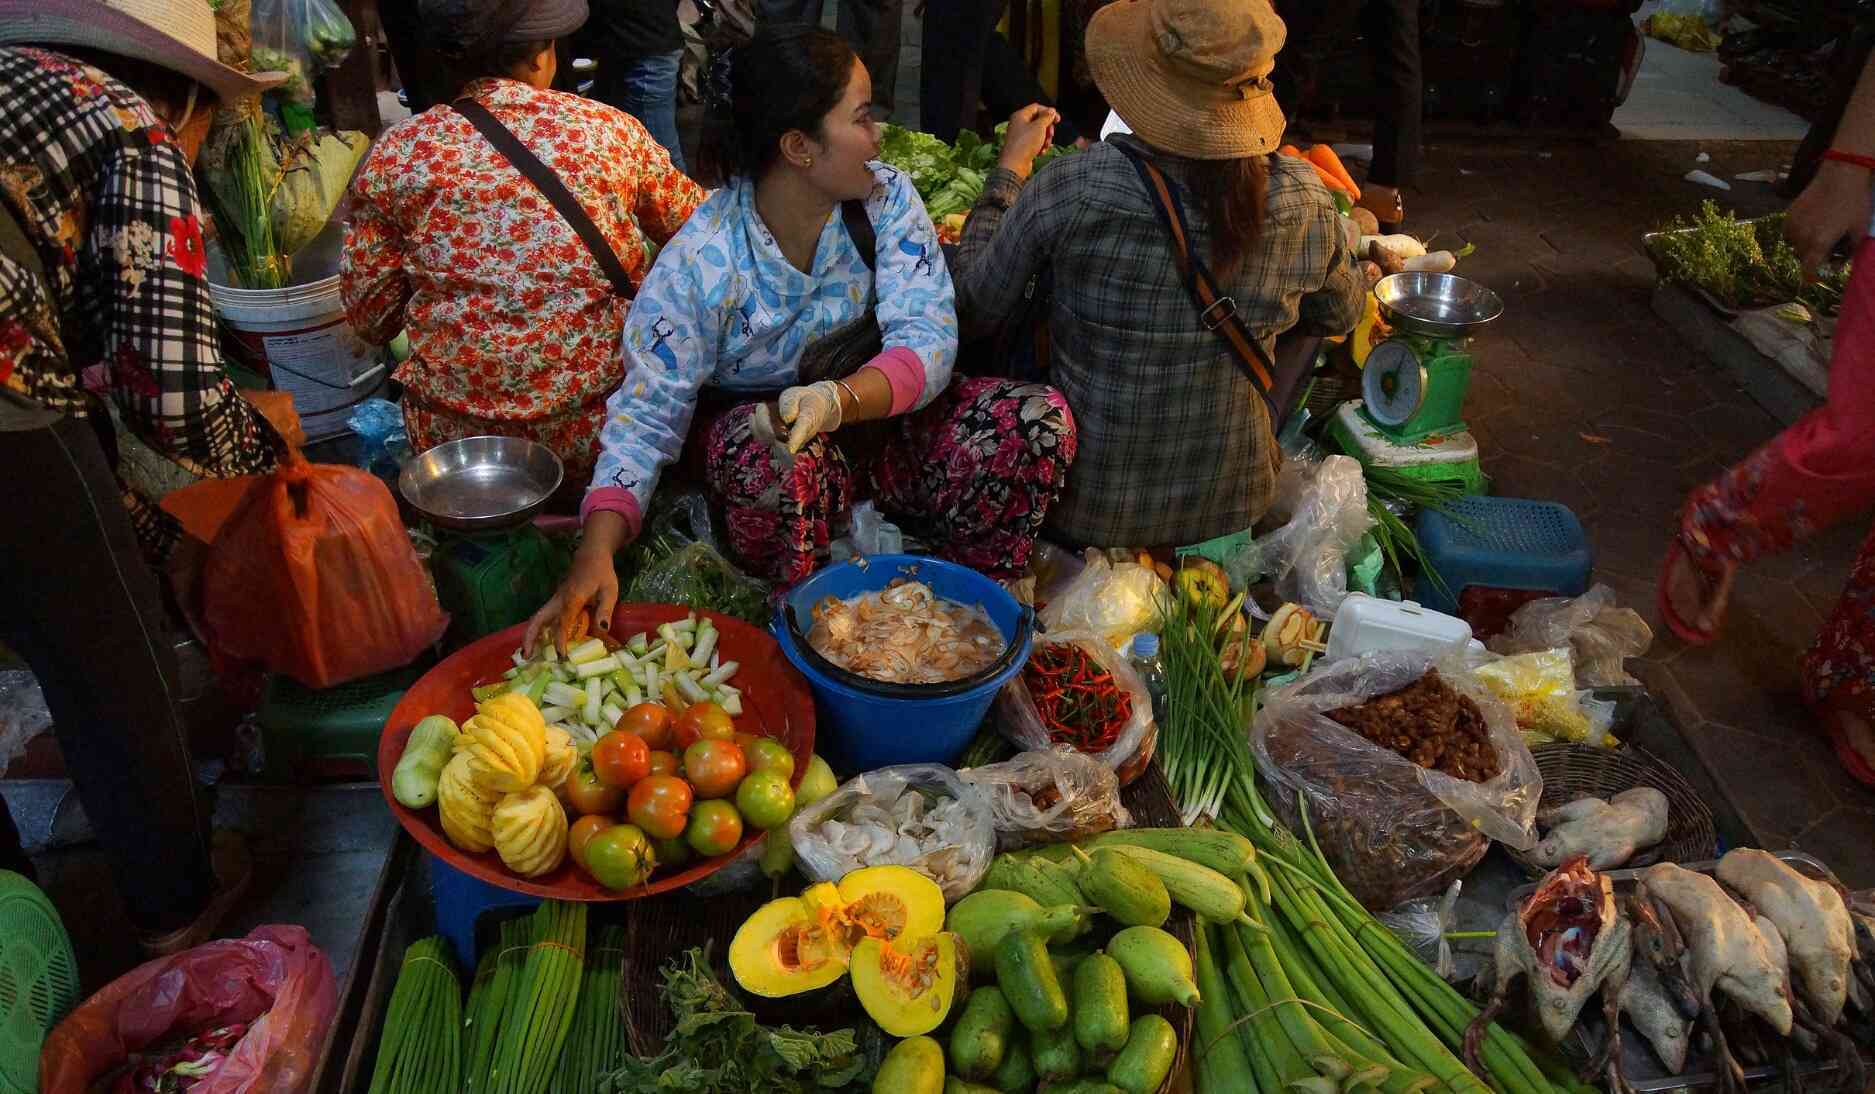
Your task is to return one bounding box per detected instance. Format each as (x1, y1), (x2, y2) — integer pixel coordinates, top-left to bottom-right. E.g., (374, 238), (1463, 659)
(1651, 201), (1853, 315)
(599, 945), (877, 1093)
(879, 122), (1080, 219)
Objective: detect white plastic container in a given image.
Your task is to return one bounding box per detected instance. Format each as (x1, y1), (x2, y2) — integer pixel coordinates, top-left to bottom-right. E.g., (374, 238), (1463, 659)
(1326, 594), (1475, 661)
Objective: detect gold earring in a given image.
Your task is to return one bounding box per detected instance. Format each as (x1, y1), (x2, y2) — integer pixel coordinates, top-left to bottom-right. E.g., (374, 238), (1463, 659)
(805, 156), (814, 167)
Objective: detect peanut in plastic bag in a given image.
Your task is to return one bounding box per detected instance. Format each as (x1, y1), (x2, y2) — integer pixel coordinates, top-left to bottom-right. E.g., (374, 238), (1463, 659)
(787, 764), (995, 901)
(959, 747), (1132, 850)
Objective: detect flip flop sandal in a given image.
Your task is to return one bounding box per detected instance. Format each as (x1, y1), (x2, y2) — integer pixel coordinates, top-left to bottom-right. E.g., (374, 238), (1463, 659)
(1657, 538), (1730, 646)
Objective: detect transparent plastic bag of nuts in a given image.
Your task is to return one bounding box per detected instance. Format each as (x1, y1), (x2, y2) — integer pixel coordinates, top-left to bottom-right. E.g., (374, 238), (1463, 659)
(1252, 650), (1542, 911)
(960, 747), (1132, 850)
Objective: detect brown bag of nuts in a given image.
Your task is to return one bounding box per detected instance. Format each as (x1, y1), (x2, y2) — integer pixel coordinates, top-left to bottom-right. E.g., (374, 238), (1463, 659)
(1252, 652), (1542, 911)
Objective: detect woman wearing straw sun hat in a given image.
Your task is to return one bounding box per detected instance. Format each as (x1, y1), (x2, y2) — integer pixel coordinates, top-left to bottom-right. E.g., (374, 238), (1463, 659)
(0, 0), (287, 955)
(951, 0), (1364, 551)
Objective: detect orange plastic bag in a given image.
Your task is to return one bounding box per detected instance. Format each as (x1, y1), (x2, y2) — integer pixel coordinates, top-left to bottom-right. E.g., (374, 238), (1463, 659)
(40, 925), (337, 1094)
(202, 454), (447, 688)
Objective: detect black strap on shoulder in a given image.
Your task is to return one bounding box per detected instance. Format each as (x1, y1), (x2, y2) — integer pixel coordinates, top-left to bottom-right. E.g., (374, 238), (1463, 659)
(453, 97), (636, 299)
(1109, 140), (1279, 405)
(841, 198), (876, 272)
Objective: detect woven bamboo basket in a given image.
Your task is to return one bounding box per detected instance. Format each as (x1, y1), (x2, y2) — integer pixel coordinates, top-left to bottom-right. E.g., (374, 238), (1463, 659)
(1506, 742), (1718, 877)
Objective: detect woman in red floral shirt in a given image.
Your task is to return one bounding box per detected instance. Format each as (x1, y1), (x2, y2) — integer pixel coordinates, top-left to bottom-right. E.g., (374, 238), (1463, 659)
(340, 0), (704, 491)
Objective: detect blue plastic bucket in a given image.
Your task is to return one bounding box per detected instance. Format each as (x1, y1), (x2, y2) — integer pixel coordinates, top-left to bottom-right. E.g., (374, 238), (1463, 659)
(774, 555), (1032, 774)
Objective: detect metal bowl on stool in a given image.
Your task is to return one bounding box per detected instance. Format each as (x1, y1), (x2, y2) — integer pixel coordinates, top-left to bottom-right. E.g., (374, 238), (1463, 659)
(399, 436), (563, 533)
(1374, 272), (1505, 339)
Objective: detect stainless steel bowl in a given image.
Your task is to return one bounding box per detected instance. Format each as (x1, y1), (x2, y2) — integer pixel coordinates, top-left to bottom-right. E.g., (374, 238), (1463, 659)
(399, 436), (563, 532)
(1374, 272), (1505, 338)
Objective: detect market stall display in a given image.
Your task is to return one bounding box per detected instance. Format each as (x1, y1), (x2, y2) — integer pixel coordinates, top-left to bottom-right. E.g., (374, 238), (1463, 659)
(377, 605), (815, 899)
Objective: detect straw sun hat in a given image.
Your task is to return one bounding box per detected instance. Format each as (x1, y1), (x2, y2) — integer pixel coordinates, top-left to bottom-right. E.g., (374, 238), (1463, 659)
(1086, 0), (1288, 161)
(0, 0), (286, 103)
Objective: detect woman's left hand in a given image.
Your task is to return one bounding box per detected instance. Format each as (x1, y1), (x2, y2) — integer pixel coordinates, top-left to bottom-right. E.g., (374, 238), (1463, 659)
(759, 380), (846, 455)
(998, 105), (1060, 180)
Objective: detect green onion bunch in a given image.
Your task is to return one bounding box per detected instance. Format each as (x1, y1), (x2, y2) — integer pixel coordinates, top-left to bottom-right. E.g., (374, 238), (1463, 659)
(465, 917), (528, 1094)
(550, 925), (628, 1094)
(367, 936), (463, 1094)
(483, 900), (587, 1094)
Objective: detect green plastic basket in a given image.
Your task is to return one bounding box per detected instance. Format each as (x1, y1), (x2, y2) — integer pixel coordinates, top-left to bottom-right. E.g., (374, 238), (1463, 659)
(0, 871), (79, 1094)
(255, 657), (433, 779)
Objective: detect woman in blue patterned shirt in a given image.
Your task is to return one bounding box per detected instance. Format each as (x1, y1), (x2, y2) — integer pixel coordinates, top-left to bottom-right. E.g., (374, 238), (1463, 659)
(526, 25), (1076, 648)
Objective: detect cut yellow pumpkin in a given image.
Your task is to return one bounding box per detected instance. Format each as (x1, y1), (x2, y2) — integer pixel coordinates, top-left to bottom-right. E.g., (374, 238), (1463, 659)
(849, 932), (966, 1037)
(835, 865), (944, 946)
(729, 895), (853, 998)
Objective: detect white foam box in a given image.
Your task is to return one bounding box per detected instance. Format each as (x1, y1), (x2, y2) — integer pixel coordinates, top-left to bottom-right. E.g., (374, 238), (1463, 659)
(1326, 594), (1474, 661)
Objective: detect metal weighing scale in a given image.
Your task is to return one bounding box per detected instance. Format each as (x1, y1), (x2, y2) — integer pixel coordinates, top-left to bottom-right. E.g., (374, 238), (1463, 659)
(1329, 272), (1505, 493)
(400, 436), (573, 648)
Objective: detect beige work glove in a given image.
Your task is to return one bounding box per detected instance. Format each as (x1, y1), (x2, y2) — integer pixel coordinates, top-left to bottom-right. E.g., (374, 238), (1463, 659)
(753, 380), (844, 456)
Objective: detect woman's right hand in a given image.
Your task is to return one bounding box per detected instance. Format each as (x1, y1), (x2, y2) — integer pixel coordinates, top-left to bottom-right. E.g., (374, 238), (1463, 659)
(998, 104), (1060, 181)
(523, 510), (632, 657)
(1787, 160), (1873, 277)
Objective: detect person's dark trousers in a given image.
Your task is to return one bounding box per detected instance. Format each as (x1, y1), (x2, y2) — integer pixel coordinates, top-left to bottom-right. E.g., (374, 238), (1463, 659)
(0, 415), (215, 935)
(759, 0), (904, 110)
(919, 0), (1080, 144)
(1272, 0), (1421, 188)
(591, 50), (688, 172)
(376, 0), (444, 112)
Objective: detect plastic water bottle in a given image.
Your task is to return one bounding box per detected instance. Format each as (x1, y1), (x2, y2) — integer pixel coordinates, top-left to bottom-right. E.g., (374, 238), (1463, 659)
(1129, 633), (1169, 727)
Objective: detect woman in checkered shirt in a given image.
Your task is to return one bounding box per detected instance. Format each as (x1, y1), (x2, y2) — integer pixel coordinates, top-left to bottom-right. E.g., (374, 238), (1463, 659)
(952, 0), (1365, 551)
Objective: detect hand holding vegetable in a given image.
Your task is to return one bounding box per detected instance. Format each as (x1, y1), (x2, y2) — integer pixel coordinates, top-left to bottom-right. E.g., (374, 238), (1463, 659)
(1787, 161), (1873, 278)
(998, 105), (1060, 181)
(762, 380), (846, 455)
(525, 516), (626, 657)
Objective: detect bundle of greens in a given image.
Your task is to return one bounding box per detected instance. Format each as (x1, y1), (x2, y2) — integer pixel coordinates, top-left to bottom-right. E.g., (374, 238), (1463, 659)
(1651, 201), (1852, 315)
(464, 918), (526, 1094)
(366, 936), (462, 1094)
(599, 944), (877, 1093)
(1359, 465), (1469, 599)
(482, 901), (587, 1094)
(879, 123), (1078, 220)
(548, 925), (627, 1094)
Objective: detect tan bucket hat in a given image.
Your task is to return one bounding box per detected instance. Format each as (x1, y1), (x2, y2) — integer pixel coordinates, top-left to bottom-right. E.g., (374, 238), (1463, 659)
(0, 0), (286, 103)
(1086, 0), (1288, 161)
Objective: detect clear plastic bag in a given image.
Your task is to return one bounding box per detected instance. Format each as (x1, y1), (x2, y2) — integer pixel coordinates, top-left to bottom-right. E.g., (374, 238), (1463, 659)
(1379, 879), (1464, 981)
(959, 747), (1132, 850)
(1473, 649), (1617, 748)
(1486, 584), (1654, 688)
(252, 0), (355, 88)
(1253, 650), (1542, 911)
(622, 540), (772, 626)
(1036, 552), (1168, 651)
(0, 668), (49, 777)
(40, 925), (337, 1094)
(787, 764), (994, 901)
(993, 630), (1156, 780)
(1251, 455), (1374, 619)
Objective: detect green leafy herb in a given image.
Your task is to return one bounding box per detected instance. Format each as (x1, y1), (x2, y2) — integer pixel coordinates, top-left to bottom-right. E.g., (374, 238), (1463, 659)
(879, 122), (1081, 219)
(599, 945), (876, 1094)
(1651, 201), (1853, 315)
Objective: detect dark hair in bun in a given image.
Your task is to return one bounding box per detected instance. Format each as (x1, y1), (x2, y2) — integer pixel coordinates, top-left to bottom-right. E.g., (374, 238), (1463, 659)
(423, 0), (552, 95)
(699, 24), (858, 183)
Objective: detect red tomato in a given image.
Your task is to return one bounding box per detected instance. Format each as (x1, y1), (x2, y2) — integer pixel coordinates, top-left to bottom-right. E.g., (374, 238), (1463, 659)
(586, 824), (656, 890)
(647, 750), (679, 778)
(592, 731), (651, 789)
(563, 757), (624, 816)
(568, 814), (615, 872)
(686, 799), (744, 857)
(682, 739), (747, 800)
(616, 703), (673, 752)
(627, 775), (693, 840)
(673, 701), (736, 751)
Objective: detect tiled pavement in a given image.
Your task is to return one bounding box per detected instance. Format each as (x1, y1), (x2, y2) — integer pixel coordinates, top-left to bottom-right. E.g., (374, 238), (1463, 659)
(1397, 137), (1874, 884)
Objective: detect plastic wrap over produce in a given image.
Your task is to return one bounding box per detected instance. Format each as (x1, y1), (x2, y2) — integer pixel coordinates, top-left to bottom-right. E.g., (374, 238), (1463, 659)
(0, 670), (49, 777)
(1252, 455), (1374, 618)
(960, 747), (1131, 850)
(1253, 651), (1542, 911)
(1486, 584), (1653, 688)
(1472, 649), (1618, 748)
(1036, 553), (1167, 650)
(788, 764), (995, 901)
(993, 630), (1156, 777)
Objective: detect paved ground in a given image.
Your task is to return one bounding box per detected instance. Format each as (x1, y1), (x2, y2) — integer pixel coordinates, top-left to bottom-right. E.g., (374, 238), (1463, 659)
(1399, 136), (1875, 884)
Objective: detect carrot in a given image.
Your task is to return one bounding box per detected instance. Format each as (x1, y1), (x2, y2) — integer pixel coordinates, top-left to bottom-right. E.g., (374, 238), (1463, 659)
(1279, 144), (1305, 160)
(1306, 144), (1361, 200)
(561, 608), (591, 651)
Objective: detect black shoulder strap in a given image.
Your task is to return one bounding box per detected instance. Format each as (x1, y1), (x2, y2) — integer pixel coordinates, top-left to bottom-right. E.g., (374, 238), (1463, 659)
(1110, 141), (1278, 402)
(841, 198), (876, 272)
(453, 98), (636, 299)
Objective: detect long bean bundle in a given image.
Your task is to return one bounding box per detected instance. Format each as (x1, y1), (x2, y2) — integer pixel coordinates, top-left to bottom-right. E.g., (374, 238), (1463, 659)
(486, 900), (587, 1094)
(1154, 595), (1575, 1094)
(550, 924), (627, 1094)
(367, 936), (463, 1094)
(465, 918), (529, 1094)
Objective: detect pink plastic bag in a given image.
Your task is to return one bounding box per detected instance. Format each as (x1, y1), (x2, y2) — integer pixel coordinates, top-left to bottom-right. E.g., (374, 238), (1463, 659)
(40, 925), (337, 1094)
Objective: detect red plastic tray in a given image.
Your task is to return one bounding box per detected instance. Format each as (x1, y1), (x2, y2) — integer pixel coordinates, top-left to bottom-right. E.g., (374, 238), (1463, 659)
(378, 603), (817, 901)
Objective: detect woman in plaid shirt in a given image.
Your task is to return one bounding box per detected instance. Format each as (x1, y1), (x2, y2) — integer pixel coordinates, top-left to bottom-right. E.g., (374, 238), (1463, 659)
(953, 0), (1364, 550)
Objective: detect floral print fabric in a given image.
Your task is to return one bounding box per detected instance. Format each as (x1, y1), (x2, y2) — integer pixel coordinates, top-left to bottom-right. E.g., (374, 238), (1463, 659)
(341, 77), (703, 474)
(702, 377), (1076, 583)
(585, 163), (957, 516)
(0, 47), (278, 560)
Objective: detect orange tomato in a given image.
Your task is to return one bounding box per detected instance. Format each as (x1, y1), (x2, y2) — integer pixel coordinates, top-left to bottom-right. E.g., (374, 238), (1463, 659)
(616, 702), (673, 751)
(568, 814), (615, 872)
(647, 750), (679, 778)
(682, 739), (747, 799)
(672, 701), (735, 751)
(592, 731), (652, 789)
(627, 775), (693, 840)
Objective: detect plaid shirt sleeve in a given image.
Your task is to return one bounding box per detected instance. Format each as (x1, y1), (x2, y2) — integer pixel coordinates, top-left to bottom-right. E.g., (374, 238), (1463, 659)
(952, 164), (1086, 342)
(1294, 198), (1365, 337)
(94, 140), (279, 478)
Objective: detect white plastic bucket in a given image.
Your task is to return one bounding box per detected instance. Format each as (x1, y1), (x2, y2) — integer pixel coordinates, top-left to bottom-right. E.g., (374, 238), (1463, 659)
(207, 271), (387, 442)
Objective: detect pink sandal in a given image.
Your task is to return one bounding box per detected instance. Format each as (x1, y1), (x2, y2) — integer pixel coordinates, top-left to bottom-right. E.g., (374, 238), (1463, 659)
(1657, 538), (1732, 646)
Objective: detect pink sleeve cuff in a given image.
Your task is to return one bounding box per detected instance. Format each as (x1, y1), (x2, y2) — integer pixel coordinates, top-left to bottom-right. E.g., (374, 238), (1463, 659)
(579, 487), (644, 540)
(868, 347), (927, 416)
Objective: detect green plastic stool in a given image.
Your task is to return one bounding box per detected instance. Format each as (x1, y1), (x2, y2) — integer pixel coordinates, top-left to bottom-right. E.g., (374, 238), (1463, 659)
(0, 871), (80, 1094)
(256, 657), (433, 779)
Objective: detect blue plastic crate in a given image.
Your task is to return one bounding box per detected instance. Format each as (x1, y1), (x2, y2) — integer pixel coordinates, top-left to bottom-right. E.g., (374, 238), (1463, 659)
(1414, 496), (1591, 617)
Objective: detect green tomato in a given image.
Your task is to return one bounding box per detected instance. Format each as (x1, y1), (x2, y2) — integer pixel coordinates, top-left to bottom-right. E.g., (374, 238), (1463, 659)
(652, 835), (693, 870)
(585, 824), (656, 891)
(686, 799), (744, 857)
(735, 770), (796, 831)
(744, 738), (796, 780)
